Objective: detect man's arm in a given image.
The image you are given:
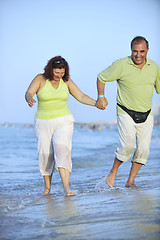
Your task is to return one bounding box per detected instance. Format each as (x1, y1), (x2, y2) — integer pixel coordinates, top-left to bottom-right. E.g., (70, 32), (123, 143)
(96, 78), (108, 110)
(155, 67), (160, 94)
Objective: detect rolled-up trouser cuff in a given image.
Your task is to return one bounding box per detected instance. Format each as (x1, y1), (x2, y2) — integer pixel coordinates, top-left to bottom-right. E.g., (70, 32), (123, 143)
(115, 114), (153, 166)
(115, 151), (130, 162)
(132, 158), (147, 165)
(115, 151), (147, 165)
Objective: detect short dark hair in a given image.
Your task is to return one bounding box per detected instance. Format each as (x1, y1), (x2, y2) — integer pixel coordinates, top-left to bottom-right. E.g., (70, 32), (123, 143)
(44, 56), (70, 82)
(131, 36), (149, 49)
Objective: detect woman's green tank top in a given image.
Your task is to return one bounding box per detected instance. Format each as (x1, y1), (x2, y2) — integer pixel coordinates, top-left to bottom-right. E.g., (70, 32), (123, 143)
(35, 79), (72, 119)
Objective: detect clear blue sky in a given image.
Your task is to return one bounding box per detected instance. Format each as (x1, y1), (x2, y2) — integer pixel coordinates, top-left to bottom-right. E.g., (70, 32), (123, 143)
(0, 0), (160, 123)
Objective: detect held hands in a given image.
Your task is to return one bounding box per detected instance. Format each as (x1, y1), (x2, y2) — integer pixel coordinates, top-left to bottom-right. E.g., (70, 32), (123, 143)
(96, 97), (108, 110)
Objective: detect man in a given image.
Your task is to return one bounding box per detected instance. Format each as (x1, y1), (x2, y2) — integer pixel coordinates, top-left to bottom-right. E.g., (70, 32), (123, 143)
(96, 36), (160, 188)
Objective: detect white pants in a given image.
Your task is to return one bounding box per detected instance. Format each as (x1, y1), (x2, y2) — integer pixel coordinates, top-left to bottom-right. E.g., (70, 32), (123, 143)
(115, 114), (154, 165)
(35, 115), (74, 176)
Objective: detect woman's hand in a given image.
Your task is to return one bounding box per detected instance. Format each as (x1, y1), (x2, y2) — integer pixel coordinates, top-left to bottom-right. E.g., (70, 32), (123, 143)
(96, 97), (108, 110)
(28, 98), (36, 107)
(25, 74), (43, 108)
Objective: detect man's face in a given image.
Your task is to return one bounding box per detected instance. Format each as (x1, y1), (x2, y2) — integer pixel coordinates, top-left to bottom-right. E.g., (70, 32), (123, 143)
(131, 40), (149, 67)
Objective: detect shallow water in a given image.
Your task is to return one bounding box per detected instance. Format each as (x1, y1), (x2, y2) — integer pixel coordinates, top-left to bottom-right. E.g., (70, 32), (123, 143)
(0, 124), (160, 240)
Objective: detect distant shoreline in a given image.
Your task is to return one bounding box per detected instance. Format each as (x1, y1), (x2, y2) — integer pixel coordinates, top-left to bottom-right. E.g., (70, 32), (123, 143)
(1, 120), (159, 130)
(0, 121), (117, 130)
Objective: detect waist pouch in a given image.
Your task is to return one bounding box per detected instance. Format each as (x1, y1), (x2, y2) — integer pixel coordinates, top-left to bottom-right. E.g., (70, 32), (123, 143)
(117, 103), (151, 124)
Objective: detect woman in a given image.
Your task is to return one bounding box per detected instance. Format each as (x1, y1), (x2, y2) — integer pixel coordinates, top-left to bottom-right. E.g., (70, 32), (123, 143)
(25, 56), (96, 196)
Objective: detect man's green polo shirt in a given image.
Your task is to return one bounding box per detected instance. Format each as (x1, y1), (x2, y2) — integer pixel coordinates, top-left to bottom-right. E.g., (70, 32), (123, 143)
(98, 56), (160, 114)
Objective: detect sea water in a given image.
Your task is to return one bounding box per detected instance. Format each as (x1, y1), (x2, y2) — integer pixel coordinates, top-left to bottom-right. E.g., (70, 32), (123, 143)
(0, 123), (160, 240)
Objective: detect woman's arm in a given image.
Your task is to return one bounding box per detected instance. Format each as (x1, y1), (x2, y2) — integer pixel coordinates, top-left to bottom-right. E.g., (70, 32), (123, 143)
(66, 78), (96, 106)
(25, 74), (43, 107)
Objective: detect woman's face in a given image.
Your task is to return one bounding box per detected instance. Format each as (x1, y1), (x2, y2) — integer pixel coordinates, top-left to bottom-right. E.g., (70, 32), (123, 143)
(53, 68), (65, 81)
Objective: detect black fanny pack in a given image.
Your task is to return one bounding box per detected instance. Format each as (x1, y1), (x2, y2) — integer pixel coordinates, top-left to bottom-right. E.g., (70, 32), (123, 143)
(117, 103), (151, 124)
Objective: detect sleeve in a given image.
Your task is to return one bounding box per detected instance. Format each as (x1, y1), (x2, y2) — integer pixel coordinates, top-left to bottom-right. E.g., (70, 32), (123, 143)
(97, 59), (122, 83)
(154, 65), (160, 94)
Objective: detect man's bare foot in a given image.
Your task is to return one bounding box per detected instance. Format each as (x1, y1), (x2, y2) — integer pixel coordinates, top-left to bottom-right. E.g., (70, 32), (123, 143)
(125, 182), (136, 188)
(64, 189), (75, 197)
(43, 187), (50, 195)
(106, 171), (117, 188)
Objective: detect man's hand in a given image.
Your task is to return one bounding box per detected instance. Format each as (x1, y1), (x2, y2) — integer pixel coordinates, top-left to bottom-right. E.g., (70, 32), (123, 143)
(96, 97), (108, 110)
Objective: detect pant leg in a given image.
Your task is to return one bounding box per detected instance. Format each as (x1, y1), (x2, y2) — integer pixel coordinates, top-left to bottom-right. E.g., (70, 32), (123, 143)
(132, 115), (154, 165)
(35, 118), (55, 176)
(52, 115), (74, 173)
(115, 114), (137, 162)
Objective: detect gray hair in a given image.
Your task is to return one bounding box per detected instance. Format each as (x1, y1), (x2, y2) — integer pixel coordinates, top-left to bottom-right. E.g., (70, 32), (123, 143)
(131, 36), (149, 49)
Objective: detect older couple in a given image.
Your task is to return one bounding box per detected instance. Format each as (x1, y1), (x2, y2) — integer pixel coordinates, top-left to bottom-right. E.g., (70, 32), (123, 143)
(25, 36), (160, 195)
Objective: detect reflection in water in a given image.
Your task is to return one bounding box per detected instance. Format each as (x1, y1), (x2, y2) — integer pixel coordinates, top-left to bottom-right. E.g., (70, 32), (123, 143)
(0, 125), (159, 239)
(44, 196), (85, 239)
(121, 189), (160, 239)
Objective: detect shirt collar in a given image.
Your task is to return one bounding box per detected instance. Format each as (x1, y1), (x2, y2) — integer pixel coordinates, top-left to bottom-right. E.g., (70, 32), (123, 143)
(128, 56), (150, 66)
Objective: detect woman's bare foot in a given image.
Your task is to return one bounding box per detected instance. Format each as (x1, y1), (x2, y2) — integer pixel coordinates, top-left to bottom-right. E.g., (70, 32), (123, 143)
(43, 187), (50, 195)
(106, 171), (117, 188)
(64, 189), (75, 197)
(125, 182), (136, 188)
